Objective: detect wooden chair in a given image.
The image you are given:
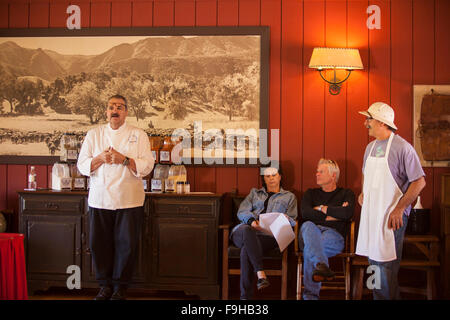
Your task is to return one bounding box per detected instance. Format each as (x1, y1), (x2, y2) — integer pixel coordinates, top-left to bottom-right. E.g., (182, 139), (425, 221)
(220, 194), (293, 300)
(295, 220), (355, 300)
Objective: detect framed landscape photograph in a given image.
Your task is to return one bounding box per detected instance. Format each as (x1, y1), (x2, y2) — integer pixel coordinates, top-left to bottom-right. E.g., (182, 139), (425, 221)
(0, 27), (269, 165)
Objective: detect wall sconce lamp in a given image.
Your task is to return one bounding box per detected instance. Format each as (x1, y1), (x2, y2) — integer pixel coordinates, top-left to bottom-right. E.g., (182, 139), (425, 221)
(309, 47), (363, 95)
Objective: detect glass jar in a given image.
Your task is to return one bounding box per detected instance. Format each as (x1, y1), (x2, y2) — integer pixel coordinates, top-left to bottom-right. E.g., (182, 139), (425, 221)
(159, 136), (173, 164)
(184, 181), (190, 193)
(150, 134), (163, 164)
(176, 181), (184, 194)
(60, 133), (78, 162)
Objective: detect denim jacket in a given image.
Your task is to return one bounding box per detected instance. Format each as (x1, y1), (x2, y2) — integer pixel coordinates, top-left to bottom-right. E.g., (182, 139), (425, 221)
(231, 187), (298, 236)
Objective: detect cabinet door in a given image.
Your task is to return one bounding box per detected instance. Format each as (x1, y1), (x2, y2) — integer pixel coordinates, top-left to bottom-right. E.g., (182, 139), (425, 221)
(150, 216), (217, 284)
(22, 214), (81, 281)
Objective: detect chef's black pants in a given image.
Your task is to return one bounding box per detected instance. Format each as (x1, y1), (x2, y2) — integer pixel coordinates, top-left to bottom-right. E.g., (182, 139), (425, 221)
(89, 206), (143, 290)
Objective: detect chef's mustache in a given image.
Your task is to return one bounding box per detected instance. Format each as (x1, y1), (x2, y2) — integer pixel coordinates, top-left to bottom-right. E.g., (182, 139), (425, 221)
(111, 113), (119, 117)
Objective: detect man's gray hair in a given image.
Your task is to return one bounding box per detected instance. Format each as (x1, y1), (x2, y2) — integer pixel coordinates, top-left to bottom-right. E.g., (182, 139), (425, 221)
(318, 158), (340, 183)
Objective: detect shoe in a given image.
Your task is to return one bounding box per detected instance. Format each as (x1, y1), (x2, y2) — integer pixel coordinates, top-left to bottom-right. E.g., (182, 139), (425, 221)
(94, 286), (113, 300)
(312, 263), (335, 282)
(256, 278), (270, 290)
(110, 287), (127, 300)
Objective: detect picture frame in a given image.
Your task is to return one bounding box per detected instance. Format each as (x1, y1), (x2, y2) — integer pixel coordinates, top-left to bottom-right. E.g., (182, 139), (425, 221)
(413, 84), (450, 167)
(0, 26), (269, 165)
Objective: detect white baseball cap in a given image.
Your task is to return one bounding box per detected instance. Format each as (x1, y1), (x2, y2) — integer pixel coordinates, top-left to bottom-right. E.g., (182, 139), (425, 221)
(359, 102), (398, 130)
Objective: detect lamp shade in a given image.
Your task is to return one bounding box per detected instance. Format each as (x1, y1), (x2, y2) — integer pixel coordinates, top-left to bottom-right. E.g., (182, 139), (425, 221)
(309, 47), (363, 70)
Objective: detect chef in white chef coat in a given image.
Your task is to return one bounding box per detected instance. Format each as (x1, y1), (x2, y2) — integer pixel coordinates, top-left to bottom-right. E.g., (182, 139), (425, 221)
(78, 94), (154, 300)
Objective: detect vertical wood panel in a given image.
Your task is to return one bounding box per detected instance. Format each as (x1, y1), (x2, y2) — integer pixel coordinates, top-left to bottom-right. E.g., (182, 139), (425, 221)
(261, 0), (281, 133)
(132, 0), (153, 26)
(91, 1), (111, 27)
(236, 167), (259, 196)
(217, 0), (238, 26)
(195, 0), (216, 26)
(413, 0), (435, 84)
(9, 0), (29, 28)
(112, 1), (132, 27)
(281, 0), (302, 192)
(421, 167), (434, 209)
(391, 0), (413, 142)
(77, 0), (91, 28)
(239, 0), (260, 26)
(0, 165), (7, 210)
(435, 0), (450, 84)
(215, 167), (237, 194)
(49, 0), (69, 28)
(153, 0), (174, 26)
(368, 0), (390, 104)
(194, 167), (216, 192)
(324, 0), (347, 185)
(30, 1), (49, 28)
(174, 0), (195, 26)
(0, 2), (8, 28)
(346, 0), (369, 196)
(185, 166), (195, 191)
(432, 168), (448, 235)
(7, 165), (26, 215)
(302, 0), (325, 191)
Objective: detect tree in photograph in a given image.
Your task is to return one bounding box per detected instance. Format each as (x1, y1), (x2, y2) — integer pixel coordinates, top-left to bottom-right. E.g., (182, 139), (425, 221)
(216, 72), (248, 121)
(66, 81), (105, 124)
(14, 79), (43, 115)
(42, 78), (70, 114)
(0, 75), (19, 113)
(242, 62), (259, 121)
(107, 74), (148, 122)
(166, 77), (192, 120)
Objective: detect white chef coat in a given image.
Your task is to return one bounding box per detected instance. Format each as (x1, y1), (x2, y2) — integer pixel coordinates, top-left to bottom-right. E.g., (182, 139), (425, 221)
(77, 122), (154, 210)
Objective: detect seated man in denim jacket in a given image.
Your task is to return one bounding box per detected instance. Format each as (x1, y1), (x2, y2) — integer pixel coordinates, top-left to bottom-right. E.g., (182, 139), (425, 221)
(299, 158), (355, 300)
(230, 166), (297, 300)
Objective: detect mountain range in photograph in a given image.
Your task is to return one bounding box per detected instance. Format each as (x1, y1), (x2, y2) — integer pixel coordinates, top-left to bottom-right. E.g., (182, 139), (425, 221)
(0, 36), (260, 81)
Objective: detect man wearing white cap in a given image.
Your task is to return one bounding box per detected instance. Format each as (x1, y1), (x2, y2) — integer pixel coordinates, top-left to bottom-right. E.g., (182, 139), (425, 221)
(356, 102), (426, 300)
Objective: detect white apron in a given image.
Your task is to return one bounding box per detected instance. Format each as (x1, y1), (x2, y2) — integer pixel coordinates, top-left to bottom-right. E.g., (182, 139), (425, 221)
(356, 133), (403, 262)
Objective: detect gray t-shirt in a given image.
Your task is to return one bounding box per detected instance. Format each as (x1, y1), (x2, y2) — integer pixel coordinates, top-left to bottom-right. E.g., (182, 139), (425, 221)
(363, 134), (425, 215)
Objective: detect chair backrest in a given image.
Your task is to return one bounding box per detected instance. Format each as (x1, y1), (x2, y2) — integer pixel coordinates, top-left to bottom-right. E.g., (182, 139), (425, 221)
(231, 195), (246, 227)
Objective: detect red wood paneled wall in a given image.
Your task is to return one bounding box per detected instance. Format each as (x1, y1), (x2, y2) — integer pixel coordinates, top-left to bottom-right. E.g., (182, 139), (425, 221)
(0, 0), (449, 234)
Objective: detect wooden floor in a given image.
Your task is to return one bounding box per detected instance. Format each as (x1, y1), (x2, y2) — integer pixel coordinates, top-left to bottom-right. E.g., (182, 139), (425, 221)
(27, 286), (426, 300)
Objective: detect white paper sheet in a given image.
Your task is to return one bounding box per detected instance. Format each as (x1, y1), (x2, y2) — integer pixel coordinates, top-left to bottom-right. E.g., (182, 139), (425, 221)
(259, 212), (295, 252)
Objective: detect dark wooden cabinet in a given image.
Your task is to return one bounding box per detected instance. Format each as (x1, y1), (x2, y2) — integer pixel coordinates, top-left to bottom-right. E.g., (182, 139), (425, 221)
(149, 196), (220, 299)
(19, 192), (85, 292)
(18, 191), (222, 299)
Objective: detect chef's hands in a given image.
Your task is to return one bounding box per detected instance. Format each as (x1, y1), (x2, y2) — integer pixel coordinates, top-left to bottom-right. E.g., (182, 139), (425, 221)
(108, 147), (126, 165)
(98, 147), (126, 165)
(388, 207), (404, 230)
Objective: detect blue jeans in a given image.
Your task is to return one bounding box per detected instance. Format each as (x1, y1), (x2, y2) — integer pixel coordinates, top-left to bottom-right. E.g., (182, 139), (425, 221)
(298, 221), (345, 300)
(368, 213), (408, 300)
(231, 224), (278, 300)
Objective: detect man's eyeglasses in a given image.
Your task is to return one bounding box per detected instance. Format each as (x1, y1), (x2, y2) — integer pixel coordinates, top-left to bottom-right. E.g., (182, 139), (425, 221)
(366, 116), (373, 121)
(108, 102), (127, 109)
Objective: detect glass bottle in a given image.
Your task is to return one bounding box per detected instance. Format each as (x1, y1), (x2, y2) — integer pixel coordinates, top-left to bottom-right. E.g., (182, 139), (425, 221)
(28, 166), (37, 190)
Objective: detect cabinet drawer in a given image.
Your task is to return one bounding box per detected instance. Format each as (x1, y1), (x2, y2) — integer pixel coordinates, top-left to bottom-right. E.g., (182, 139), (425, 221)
(21, 195), (84, 215)
(152, 198), (217, 216)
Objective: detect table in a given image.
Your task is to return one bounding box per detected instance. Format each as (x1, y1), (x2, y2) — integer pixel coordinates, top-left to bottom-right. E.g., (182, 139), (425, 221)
(0, 233), (28, 300)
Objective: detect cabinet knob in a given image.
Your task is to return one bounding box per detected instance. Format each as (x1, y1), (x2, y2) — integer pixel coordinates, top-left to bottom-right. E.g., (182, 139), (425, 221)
(177, 206), (190, 214)
(45, 203), (59, 209)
